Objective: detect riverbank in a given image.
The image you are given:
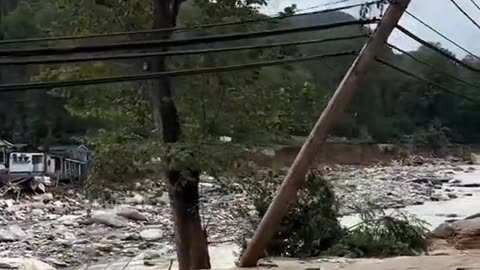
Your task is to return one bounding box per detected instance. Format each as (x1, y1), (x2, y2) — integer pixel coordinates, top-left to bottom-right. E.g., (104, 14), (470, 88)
(229, 250), (480, 270)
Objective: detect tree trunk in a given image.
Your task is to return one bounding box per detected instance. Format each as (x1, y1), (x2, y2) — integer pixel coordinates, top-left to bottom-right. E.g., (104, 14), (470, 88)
(166, 170), (192, 270)
(151, 1), (210, 269)
(185, 170), (211, 269)
(166, 169), (211, 270)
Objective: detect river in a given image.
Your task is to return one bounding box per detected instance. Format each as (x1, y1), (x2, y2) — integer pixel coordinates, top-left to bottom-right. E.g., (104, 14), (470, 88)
(341, 165), (480, 230)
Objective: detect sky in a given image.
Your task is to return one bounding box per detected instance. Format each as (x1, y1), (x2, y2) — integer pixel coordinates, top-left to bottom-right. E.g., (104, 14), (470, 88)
(261, 0), (480, 58)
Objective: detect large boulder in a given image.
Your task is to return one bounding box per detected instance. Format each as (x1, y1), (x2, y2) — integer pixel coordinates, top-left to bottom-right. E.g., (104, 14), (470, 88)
(431, 222), (455, 239)
(140, 229), (163, 241)
(471, 153), (480, 164)
(19, 259), (56, 270)
(0, 225), (28, 242)
(0, 258), (56, 270)
(115, 207), (148, 221)
(430, 217), (480, 250)
(466, 212), (480, 220)
(90, 212), (129, 228)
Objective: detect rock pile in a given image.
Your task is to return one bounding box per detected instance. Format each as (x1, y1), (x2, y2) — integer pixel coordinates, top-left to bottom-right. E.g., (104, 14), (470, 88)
(0, 182), (241, 269)
(430, 214), (480, 250)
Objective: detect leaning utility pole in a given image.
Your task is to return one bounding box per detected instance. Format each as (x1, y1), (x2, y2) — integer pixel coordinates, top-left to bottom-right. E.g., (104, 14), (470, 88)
(238, 0), (411, 266)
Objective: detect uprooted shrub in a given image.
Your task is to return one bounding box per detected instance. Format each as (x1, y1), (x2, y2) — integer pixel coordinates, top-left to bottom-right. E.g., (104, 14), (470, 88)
(231, 168), (343, 258)
(228, 166), (429, 258)
(328, 209), (429, 258)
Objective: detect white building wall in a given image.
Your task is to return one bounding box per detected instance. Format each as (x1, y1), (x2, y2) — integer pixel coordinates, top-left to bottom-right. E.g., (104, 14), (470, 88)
(9, 153), (45, 173)
(46, 156), (56, 174)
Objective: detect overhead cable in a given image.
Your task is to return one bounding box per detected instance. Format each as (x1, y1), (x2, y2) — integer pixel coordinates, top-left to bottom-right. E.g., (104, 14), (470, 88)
(396, 25), (480, 73)
(387, 43), (480, 90)
(0, 51), (357, 92)
(404, 10), (480, 61)
(469, 0), (480, 13)
(297, 0), (356, 11)
(0, 19), (378, 57)
(0, 35), (367, 65)
(449, 0), (480, 30)
(376, 58), (480, 103)
(0, 1), (381, 46)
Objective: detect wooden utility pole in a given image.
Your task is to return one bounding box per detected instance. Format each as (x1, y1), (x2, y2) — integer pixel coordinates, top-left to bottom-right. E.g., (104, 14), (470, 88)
(238, 0), (411, 267)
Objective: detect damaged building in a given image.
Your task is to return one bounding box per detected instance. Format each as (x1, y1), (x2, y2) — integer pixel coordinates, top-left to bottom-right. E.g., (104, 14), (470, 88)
(0, 139), (89, 188)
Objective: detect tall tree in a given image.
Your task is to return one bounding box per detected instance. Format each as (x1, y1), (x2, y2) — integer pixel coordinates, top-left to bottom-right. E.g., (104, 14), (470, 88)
(149, 1), (211, 269)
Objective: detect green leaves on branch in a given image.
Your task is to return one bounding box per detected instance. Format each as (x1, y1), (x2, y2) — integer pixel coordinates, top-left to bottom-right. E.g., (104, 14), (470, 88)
(229, 166), (429, 259)
(229, 168), (343, 258)
(329, 209), (429, 258)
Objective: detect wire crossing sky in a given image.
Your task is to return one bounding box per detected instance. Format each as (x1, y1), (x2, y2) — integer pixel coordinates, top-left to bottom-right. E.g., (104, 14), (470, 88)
(263, 0), (480, 58)
(1, 0), (479, 105)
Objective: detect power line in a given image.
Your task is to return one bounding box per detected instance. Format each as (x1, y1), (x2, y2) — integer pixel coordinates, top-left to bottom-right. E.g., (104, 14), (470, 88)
(376, 58), (480, 103)
(0, 1), (380, 46)
(396, 25), (480, 73)
(298, 0), (354, 10)
(404, 10), (480, 61)
(469, 0), (480, 13)
(0, 35), (367, 65)
(449, 0), (480, 30)
(322, 0), (354, 7)
(0, 19), (378, 58)
(0, 51), (357, 92)
(387, 43), (480, 90)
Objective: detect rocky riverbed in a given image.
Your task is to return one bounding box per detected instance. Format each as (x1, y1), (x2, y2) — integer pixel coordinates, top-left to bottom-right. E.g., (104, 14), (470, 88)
(0, 184), (243, 268)
(0, 157), (478, 269)
(327, 159), (476, 215)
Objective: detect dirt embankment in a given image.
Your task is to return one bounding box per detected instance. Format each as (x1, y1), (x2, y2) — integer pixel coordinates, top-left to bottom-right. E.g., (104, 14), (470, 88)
(253, 142), (472, 167)
(229, 250), (480, 270)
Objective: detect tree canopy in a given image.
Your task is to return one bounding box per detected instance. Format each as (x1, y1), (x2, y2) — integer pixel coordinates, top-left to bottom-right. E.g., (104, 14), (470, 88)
(1, 0), (480, 156)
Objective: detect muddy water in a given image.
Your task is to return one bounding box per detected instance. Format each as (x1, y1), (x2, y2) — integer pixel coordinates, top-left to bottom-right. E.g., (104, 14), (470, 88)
(341, 165), (480, 230)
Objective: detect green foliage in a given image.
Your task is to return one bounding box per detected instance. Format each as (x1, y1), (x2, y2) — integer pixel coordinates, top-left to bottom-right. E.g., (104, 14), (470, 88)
(228, 168), (343, 258)
(229, 167), (428, 259)
(329, 210), (429, 258)
(408, 120), (451, 149)
(83, 130), (162, 197)
(2, 0), (480, 150)
(2, 3), (37, 39)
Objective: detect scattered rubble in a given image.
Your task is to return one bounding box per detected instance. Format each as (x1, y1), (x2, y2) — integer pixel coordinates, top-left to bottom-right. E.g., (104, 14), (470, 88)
(0, 180), (239, 268)
(324, 160), (473, 215)
(0, 158), (477, 269)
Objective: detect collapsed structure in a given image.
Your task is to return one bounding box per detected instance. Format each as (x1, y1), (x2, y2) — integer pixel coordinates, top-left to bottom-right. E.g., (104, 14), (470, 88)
(0, 139), (89, 190)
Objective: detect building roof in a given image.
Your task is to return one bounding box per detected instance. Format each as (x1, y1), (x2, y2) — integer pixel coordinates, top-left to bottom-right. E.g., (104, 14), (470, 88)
(0, 139), (13, 147)
(45, 145), (89, 153)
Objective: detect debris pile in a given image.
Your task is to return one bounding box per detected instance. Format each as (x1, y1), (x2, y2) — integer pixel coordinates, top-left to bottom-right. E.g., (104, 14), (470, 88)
(0, 158), (477, 269)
